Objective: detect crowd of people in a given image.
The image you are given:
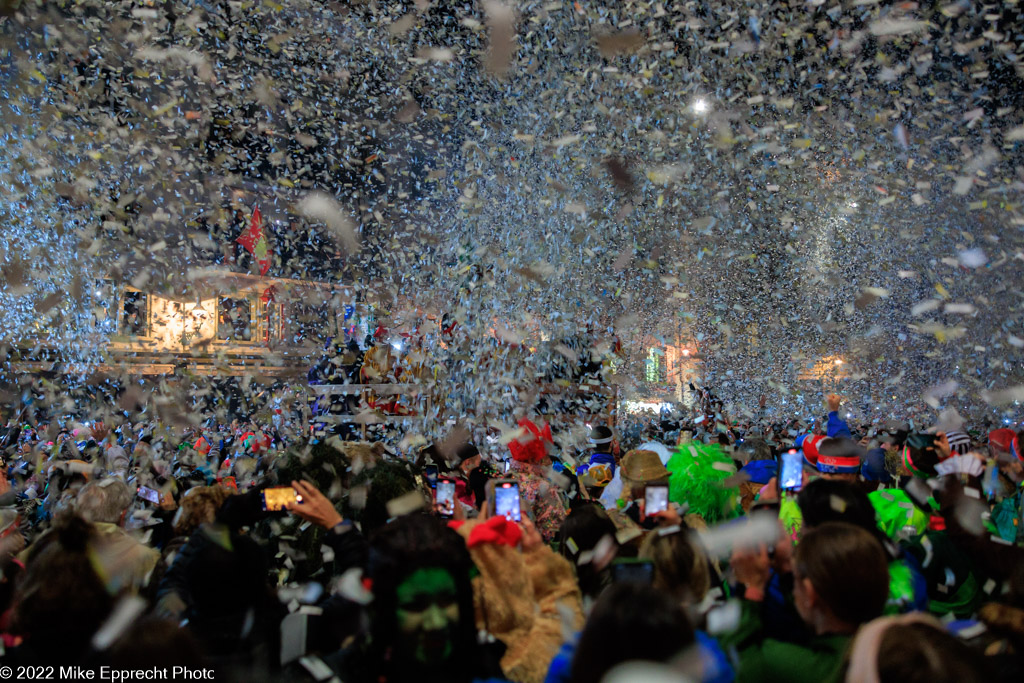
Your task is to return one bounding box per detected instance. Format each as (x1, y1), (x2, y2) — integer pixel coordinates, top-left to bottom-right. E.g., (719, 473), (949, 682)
(0, 393), (1021, 683)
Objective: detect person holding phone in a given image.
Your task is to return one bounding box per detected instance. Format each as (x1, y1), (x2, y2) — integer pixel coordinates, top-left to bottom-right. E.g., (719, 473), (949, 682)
(504, 418), (568, 542)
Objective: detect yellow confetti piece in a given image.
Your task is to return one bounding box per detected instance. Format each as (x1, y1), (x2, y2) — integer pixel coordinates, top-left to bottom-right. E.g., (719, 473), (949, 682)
(278, 178), (294, 187)
(935, 283), (950, 299)
(792, 138), (813, 149)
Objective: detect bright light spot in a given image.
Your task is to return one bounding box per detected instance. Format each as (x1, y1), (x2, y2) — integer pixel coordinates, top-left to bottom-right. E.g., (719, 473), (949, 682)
(834, 359), (843, 365)
(391, 341), (403, 351)
(682, 348), (691, 356)
(693, 98), (710, 114)
(623, 400), (672, 414)
(848, 201), (858, 208)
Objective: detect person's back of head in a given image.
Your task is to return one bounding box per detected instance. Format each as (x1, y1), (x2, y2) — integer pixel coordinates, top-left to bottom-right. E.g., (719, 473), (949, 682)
(846, 615), (992, 683)
(351, 460), (419, 534)
(569, 582), (695, 683)
(174, 485), (235, 537)
(797, 478), (879, 535)
(638, 529), (710, 607)
(12, 516), (115, 662)
(557, 503), (618, 599)
(75, 478), (133, 525)
(795, 522), (889, 630)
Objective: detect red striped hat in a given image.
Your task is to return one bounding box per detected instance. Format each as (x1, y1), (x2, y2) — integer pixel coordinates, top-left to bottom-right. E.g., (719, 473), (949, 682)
(815, 438), (861, 475)
(795, 434), (826, 467)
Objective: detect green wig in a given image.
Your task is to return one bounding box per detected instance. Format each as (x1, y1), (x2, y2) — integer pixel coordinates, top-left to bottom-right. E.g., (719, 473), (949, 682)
(666, 442), (741, 524)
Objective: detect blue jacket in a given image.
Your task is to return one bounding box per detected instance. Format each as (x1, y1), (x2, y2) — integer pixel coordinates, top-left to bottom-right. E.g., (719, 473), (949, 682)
(740, 460), (778, 485)
(826, 412), (852, 439)
(588, 451), (617, 474)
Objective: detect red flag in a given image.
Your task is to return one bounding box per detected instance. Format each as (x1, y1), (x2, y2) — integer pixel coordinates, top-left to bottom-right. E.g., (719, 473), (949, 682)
(236, 206), (272, 275)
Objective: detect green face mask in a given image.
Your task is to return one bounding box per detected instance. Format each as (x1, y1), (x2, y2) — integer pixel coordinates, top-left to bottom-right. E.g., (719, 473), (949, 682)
(395, 567), (460, 666)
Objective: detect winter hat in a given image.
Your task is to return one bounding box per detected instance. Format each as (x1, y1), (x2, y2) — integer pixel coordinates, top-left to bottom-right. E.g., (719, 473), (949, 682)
(987, 428), (1016, 453)
(508, 418), (553, 464)
(795, 433), (826, 467)
(815, 438), (862, 475)
(589, 425), (614, 447)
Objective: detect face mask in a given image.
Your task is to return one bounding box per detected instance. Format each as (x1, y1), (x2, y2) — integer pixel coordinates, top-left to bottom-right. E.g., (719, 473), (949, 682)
(394, 567), (460, 666)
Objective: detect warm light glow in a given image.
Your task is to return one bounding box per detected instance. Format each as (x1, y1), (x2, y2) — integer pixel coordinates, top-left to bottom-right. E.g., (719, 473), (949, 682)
(693, 98), (710, 114)
(682, 348), (691, 356)
(835, 359), (843, 365)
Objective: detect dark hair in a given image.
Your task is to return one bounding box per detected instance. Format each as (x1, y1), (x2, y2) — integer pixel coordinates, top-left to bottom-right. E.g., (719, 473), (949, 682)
(797, 479), (879, 534)
(12, 517), (115, 663)
(103, 617), (207, 669)
(349, 460), (420, 535)
(569, 582), (695, 683)
(876, 622), (991, 683)
(366, 514), (483, 682)
(556, 503), (617, 599)
(795, 522), (889, 626)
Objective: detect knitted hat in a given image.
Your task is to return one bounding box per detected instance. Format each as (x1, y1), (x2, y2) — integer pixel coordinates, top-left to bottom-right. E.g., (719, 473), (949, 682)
(620, 449), (670, 485)
(815, 438), (862, 475)
(945, 430), (971, 456)
(589, 425), (614, 446)
(507, 418), (553, 463)
(795, 433), (826, 467)
(988, 428), (1016, 453)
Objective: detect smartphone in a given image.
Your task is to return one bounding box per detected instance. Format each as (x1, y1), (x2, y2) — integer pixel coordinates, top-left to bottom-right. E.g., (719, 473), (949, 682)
(435, 478), (456, 518)
(504, 459), (511, 473)
(493, 480), (521, 522)
(262, 486), (302, 512)
(779, 448), (803, 492)
(137, 486), (162, 504)
(424, 464), (439, 488)
(644, 485), (669, 516)
(611, 559), (654, 584)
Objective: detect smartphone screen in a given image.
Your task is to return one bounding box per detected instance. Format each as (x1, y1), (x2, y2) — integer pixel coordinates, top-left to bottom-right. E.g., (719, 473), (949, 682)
(504, 460), (511, 473)
(779, 449), (803, 492)
(644, 485), (669, 515)
(435, 479), (456, 518)
(262, 486), (302, 512)
(137, 486), (161, 504)
(493, 481), (521, 522)
(424, 464), (439, 488)
(611, 560), (654, 584)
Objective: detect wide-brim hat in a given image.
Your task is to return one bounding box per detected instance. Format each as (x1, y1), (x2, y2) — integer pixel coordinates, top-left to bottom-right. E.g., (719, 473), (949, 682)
(620, 449), (670, 485)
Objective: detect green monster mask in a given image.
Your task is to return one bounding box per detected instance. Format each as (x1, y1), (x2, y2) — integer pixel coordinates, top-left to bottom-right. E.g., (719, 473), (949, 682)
(394, 567), (460, 666)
